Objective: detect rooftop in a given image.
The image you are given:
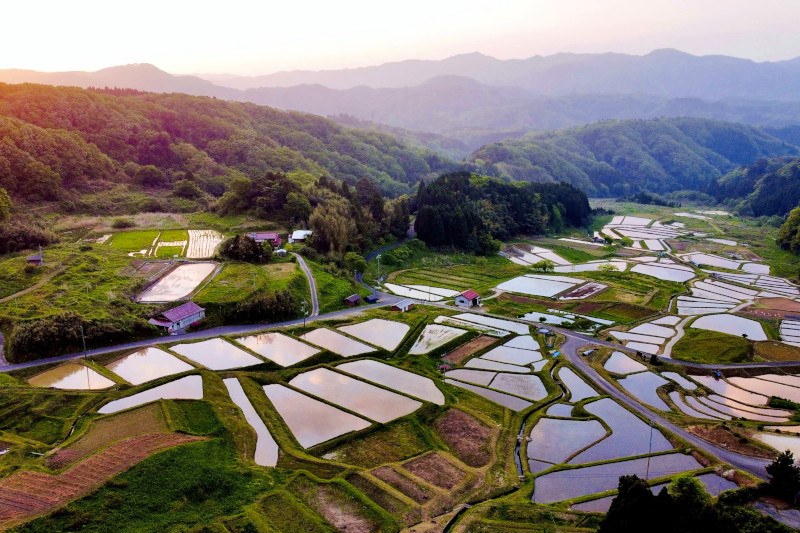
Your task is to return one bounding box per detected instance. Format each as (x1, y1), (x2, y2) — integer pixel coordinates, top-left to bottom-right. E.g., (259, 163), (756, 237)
(158, 301), (204, 323)
(461, 289), (480, 299)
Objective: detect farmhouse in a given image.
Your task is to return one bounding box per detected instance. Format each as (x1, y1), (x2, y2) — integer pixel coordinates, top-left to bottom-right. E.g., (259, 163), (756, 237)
(248, 232), (282, 247)
(289, 230), (312, 243)
(344, 294), (361, 307)
(148, 301), (205, 333)
(455, 289), (481, 308)
(391, 299), (415, 312)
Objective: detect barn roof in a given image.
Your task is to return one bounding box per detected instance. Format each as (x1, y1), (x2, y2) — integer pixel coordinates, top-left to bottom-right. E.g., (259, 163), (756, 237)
(393, 299), (414, 308)
(460, 289), (480, 300)
(159, 301), (204, 323)
(248, 232), (280, 240)
(344, 294), (361, 303)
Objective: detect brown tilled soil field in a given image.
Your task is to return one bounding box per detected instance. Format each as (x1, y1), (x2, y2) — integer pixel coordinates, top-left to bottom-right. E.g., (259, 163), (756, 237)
(755, 342), (800, 362)
(434, 409), (497, 467)
(371, 466), (430, 503)
(47, 403), (168, 469)
(442, 336), (497, 364)
(289, 478), (379, 533)
(0, 433), (203, 526)
(402, 452), (466, 490)
(688, 425), (775, 458)
(573, 302), (604, 313)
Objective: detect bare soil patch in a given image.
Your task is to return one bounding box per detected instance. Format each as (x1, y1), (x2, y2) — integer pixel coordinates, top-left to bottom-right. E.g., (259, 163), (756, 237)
(573, 302), (604, 313)
(757, 297), (800, 313)
(442, 336), (497, 364)
(561, 282), (607, 300)
(434, 409), (496, 467)
(133, 261), (172, 279)
(47, 403), (168, 469)
(372, 466), (430, 503)
(602, 303), (655, 321)
(0, 433), (202, 526)
(346, 473), (421, 526)
(667, 240), (688, 251)
(402, 452), (466, 490)
(688, 425), (775, 459)
(755, 342), (800, 362)
(290, 476), (380, 533)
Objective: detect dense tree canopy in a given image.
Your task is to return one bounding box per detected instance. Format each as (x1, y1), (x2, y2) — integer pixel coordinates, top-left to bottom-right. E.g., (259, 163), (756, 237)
(715, 157), (800, 216)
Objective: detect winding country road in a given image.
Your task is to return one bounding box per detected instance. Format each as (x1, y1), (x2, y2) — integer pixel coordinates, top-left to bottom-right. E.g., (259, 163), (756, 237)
(291, 253), (319, 317)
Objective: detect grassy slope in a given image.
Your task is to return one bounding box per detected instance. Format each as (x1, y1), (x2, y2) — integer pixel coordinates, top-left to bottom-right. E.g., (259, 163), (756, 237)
(108, 230), (160, 252)
(308, 261), (371, 314)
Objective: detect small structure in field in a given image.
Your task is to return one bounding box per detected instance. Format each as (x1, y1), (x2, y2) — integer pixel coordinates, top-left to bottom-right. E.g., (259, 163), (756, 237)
(248, 232), (282, 247)
(344, 294), (361, 307)
(455, 289), (481, 308)
(365, 294), (379, 304)
(391, 299), (415, 312)
(275, 249), (288, 258)
(26, 246), (43, 266)
(289, 230), (312, 244)
(149, 301), (205, 333)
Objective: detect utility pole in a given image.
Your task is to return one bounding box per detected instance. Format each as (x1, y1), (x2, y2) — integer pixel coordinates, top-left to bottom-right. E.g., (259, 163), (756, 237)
(376, 254), (382, 282)
(301, 300), (308, 327)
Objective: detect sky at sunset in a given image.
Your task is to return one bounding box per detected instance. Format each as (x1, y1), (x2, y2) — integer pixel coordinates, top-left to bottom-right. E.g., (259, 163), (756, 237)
(5, 0), (800, 74)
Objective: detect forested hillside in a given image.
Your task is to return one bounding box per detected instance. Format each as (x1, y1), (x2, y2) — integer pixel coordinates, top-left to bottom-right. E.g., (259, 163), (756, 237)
(715, 157), (800, 216)
(470, 118), (798, 196)
(0, 83), (465, 210)
(414, 172), (590, 253)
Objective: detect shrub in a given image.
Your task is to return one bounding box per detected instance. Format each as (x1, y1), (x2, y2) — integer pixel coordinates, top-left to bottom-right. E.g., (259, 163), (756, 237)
(111, 218), (135, 229)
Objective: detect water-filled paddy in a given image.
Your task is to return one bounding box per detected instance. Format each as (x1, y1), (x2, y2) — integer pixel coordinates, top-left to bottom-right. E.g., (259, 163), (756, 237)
(690, 314), (767, 341)
(465, 358), (530, 373)
(29, 363), (115, 390)
(234, 333), (319, 367)
(652, 316), (681, 326)
(685, 396), (731, 420)
(383, 283), (444, 301)
(628, 323), (675, 337)
(758, 374), (800, 389)
(289, 368), (421, 423)
(337, 360), (444, 405)
(528, 418), (607, 463)
(223, 378), (279, 466)
(625, 342), (660, 354)
(99, 375), (203, 414)
(300, 328), (375, 357)
(661, 372), (697, 391)
(137, 262), (216, 302)
(546, 404), (574, 417)
(558, 368), (598, 402)
(489, 373), (547, 400)
(611, 331), (667, 344)
(690, 375), (768, 405)
(496, 275), (580, 297)
(603, 352), (646, 375)
(520, 311), (572, 325)
(617, 371), (669, 410)
(408, 324), (467, 354)
(630, 263), (695, 283)
(569, 398), (673, 464)
(444, 369), (496, 386)
(481, 345), (542, 365)
(263, 384), (370, 448)
(434, 315), (509, 336)
(444, 379), (532, 411)
(700, 396), (790, 421)
(669, 392), (718, 419)
(338, 319), (410, 350)
(106, 347), (194, 385)
(727, 377), (800, 403)
(171, 338), (264, 370)
(535, 453), (702, 503)
(504, 335), (539, 350)
(451, 313), (530, 335)
(754, 432), (800, 458)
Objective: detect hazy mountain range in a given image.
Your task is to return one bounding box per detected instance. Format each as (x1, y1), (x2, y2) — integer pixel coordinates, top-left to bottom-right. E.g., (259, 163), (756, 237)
(3, 49), (800, 156)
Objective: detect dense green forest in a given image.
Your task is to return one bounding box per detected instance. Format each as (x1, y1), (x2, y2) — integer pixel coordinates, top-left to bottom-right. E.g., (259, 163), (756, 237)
(470, 118), (798, 197)
(0, 83), (467, 210)
(413, 172), (590, 253)
(714, 157), (800, 216)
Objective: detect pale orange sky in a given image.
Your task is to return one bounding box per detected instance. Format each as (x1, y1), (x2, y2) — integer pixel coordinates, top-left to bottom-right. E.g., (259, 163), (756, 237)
(4, 0), (799, 74)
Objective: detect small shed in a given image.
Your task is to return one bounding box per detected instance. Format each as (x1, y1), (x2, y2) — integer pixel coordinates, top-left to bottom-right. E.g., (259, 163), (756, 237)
(344, 294), (361, 307)
(275, 249), (288, 257)
(289, 230), (313, 244)
(149, 301), (205, 333)
(248, 232), (281, 247)
(391, 299), (414, 312)
(365, 294), (379, 304)
(26, 254), (43, 266)
(455, 289), (481, 308)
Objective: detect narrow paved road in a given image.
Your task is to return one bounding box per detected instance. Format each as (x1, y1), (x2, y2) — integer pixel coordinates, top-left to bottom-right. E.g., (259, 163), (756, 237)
(291, 253), (319, 317)
(560, 332), (771, 479)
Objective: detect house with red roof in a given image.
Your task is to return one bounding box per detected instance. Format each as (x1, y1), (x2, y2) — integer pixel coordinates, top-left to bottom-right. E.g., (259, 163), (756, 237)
(148, 301), (205, 333)
(455, 289), (481, 308)
(247, 232), (282, 247)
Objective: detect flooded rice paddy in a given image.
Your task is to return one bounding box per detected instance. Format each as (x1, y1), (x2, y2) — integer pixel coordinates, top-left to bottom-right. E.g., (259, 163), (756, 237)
(171, 338), (264, 370)
(535, 453), (702, 503)
(443, 369), (496, 386)
(443, 379), (532, 411)
(504, 335), (539, 350)
(105, 347), (194, 385)
(263, 384), (370, 448)
(629, 263), (695, 283)
(690, 314), (767, 341)
(223, 378), (278, 467)
(690, 375), (768, 405)
(617, 371), (669, 411)
(137, 262), (216, 302)
(727, 376), (800, 404)
(338, 319), (410, 350)
(684, 396), (732, 420)
(300, 328), (375, 357)
(568, 398), (673, 464)
(29, 363), (115, 390)
(489, 373), (547, 400)
(546, 403), (575, 417)
(465, 358), (530, 373)
(528, 418), (607, 464)
(336, 360), (444, 405)
(433, 315), (510, 336)
(480, 345), (542, 365)
(234, 333), (319, 367)
(408, 324), (467, 354)
(496, 275), (582, 297)
(289, 368), (421, 423)
(603, 352), (646, 375)
(669, 392), (720, 419)
(98, 375), (203, 414)
(661, 372), (697, 390)
(754, 432), (800, 458)
(451, 313), (531, 335)
(558, 368), (598, 402)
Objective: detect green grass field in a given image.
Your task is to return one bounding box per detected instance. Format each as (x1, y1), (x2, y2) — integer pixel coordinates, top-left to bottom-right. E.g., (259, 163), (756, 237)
(671, 328), (752, 364)
(0, 251), (72, 299)
(108, 230), (160, 252)
(195, 262), (302, 305)
(308, 261), (372, 313)
(154, 246), (184, 259)
(157, 229), (189, 242)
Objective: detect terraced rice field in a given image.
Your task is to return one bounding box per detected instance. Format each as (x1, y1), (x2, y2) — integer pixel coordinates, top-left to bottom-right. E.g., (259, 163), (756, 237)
(235, 333), (319, 367)
(338, 319), (410, 351)
(223, 378), (279, 466)
(300, 328), (375, 357)
(171, 338), (264, 370)
(336, 360), (445, 405)
(186, 230), (224, 259)
(28, 363), (115, 390)
(408, 324), (467, 354)
(137, 262), (217, 302)
(105, 347), (194, 385)
(98, 375), (204, 414)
